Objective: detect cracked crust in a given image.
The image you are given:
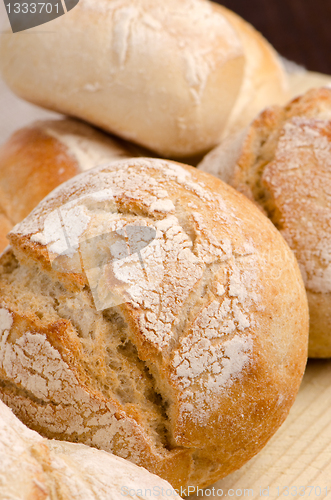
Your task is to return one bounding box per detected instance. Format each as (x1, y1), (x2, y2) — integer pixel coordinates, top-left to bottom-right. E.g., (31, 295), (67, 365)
(0, 399), (181, 500)
(0, 158), (308, 488)
(0, 118), (144, 254)
(199, 87), (331, 358)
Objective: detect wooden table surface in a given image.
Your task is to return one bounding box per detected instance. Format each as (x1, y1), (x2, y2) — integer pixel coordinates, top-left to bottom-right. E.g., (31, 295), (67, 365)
(215, 0), (331, 74)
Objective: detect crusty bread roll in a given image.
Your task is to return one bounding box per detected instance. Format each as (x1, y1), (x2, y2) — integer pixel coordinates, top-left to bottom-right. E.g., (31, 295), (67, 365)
(0, 0), (288, 158)
(0, 399), (180, 500)
(0, 118), (144, 253)
(0, 158), (308, 487)
(213, 4), (289, 137)
(199, 87), (331, 358)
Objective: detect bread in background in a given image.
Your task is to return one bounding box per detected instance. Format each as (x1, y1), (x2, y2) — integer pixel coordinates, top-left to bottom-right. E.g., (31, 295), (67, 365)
(0, 158), (308, 488)
(0, 0), (288, 158)
(0, 118), (147, 252)
(288, 70), (331, 99)
(214, 4), (289, 137)
(0, 398), (181, 500)
(199, 87), (331, 358)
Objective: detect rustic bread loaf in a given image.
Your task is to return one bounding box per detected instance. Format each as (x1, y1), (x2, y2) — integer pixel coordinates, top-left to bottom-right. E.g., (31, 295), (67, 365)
(199, 87), (331, 358)
(0, 0), (288, 158)
(0, 118), (144, 253)
(0, 158), (308, 488)
(0, 399), (180, 500)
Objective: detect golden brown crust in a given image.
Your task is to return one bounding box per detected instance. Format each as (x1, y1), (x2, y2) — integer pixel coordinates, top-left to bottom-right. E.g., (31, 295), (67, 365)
(9, 233), (87, 291)
(0, 283), (193, 489)
(0, 158), (308, 487)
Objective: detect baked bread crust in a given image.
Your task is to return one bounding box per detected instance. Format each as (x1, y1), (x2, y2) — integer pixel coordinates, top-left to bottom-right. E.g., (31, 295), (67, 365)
(0, 158), (308, 487)
(0, 399), (181, 500)
(0, 118), (141, 253)
(199, 87), (331, 357)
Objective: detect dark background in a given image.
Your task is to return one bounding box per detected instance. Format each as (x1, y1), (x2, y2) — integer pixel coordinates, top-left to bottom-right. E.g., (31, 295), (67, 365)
(214, 0), (331, 74)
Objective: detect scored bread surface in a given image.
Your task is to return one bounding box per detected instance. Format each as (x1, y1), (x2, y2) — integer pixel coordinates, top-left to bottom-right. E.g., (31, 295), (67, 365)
(0, 158), (308, 488)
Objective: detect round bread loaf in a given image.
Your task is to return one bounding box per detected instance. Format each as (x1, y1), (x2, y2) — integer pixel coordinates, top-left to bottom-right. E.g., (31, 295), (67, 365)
(0, 0), (271, 158)
(0, 118), (144, 253)
(0, 158), (308, 488)
(199, 87), (331, 358)
(0, 399), (180, 500)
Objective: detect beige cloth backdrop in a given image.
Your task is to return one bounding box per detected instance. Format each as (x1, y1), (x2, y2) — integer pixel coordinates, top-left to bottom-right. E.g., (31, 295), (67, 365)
(0, 75), (59, 144)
